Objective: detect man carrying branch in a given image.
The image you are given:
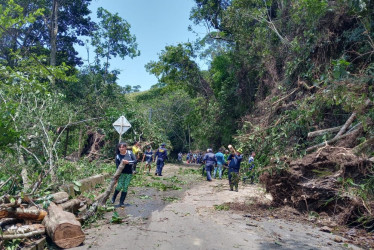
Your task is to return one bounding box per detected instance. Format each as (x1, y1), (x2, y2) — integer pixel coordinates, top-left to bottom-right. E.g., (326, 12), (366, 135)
(227, 145), (243, 192)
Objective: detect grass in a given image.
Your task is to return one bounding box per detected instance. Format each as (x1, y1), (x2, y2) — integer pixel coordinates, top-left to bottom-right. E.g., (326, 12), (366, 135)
(214, 203), (230, 211)
(162, 196), (180, 202)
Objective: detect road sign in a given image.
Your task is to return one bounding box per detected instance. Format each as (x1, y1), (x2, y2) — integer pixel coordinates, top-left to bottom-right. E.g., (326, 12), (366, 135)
(113, 116), (131, 135)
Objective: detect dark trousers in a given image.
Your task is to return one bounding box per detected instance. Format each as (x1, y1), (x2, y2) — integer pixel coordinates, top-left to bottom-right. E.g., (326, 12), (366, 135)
(205, 165), (213, 181)
(156, 159), (165, 175)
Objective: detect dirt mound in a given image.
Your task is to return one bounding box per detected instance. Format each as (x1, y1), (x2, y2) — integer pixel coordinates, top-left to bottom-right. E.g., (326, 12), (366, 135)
(260, 146), (373, 229)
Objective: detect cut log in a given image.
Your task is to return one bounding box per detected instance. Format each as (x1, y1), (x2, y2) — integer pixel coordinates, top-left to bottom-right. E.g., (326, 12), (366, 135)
(334, 112), (357, 139)
(60, 199), (83, 213)
(1, 224), (45, 239)
(0, 207), (47, 220)
(43, 202), (85, 249)
(307, 125), (343, 138)
(98, 161), (126, 206)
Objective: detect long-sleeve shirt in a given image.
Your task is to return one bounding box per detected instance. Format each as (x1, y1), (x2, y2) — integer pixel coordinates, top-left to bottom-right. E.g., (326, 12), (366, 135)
(154, 147), (168, 161)
(115, 151), (137, 174)
(203, 152), (217, 167)
(227, 154), (243, 172)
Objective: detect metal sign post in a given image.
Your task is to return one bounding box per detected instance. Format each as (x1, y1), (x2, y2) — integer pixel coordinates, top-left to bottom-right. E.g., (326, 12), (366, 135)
(113, 115), (131, 142)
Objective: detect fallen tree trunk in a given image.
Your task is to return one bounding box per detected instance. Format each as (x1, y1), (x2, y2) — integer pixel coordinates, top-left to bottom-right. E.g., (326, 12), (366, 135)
(80, 162), (125, 222)
(0, 224), (45, 239)
(0, 207), (47, 220)
(306, 124), (362, 153)
(307, 125), (343, 138)
(98, 161), (126, 206)
(334, 112), (356, 139)
(43, 202), (85, 249)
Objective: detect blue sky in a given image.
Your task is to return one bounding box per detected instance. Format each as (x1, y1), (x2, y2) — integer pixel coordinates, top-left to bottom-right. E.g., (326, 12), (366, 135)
(75, 0), (208, 91)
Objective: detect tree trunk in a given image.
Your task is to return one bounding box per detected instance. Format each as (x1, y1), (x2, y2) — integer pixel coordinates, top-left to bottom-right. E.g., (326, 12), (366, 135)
(64, 127), (70, 157)
(334, 112), (356, 139)
(306, 124), (362, 153)
(78, 128), (83, 158)
(98, 160), (126, 206)
(307, 125), (343, 138)
(17, 146), (30, 192)
(43, 202), (85, 249)
(0, 207), (47, 221)
(50, 0), (59, 67)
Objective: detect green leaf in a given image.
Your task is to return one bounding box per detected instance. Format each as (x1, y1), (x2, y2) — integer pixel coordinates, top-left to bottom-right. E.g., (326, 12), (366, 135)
(73, 181), (82, 187)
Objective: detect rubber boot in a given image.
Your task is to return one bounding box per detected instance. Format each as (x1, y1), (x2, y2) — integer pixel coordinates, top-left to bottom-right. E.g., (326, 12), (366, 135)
(111, 189), (120, 204)
(115, 192), (127, 208)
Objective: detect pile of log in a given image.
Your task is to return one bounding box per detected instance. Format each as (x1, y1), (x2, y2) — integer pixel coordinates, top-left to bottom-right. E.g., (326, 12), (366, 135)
(0, 191), (87, 249)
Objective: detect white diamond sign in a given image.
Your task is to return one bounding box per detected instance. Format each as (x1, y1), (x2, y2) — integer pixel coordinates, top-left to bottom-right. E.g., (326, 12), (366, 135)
(113, 116), (131, 135)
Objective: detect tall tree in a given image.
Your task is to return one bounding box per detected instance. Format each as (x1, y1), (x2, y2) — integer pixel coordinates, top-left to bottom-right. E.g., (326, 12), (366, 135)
(0, 0), (95, 67)
(91, 7), (140, 84)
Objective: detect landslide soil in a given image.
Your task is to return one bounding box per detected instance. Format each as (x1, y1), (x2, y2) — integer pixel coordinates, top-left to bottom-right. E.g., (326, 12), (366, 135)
(70, 164), (368, 250)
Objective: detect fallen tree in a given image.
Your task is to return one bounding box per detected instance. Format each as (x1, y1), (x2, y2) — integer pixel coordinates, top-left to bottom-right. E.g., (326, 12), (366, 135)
(306, 124), (362, 153)
(0, 207), (47, 221)
(260, 146), (373, 229)
(43, 202), (85, 249)
(307, 125), (343, 138)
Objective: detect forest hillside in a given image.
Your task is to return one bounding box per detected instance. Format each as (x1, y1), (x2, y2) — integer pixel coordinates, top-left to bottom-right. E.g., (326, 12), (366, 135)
(0, 0), (373, 247)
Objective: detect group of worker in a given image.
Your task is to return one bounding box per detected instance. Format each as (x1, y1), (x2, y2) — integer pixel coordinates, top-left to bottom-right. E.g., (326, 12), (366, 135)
(178, 147), (256, 192)
(111, 141), (255, 207)
(200, 146), (255, 192)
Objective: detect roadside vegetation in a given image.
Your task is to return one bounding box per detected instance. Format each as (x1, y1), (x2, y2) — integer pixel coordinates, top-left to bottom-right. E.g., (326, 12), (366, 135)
(0, 0), (373, 248)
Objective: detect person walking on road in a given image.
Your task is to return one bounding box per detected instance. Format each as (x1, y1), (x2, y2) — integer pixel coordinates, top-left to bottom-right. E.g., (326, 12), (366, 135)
(222, 149), (230, 176)
(202, 148), (217, 181)
(186, 151), (191, 164)
(142, 145), (153, 174)
(112, 142), (137, 207)
(248, 152), (256, 184)
(227, 146), (243, 192)
(178, 152), (183, 162)
(131, 141), (141, 174)
(214, 148), (225, 179)
(154, 143), (168, 176)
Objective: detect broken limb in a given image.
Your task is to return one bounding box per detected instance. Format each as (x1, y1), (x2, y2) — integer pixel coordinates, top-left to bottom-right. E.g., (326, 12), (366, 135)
(307, 125), (343, 138)
(1, 224), (45, 239)
(334, 112), (357, 139)
(306, 124), (362, 153)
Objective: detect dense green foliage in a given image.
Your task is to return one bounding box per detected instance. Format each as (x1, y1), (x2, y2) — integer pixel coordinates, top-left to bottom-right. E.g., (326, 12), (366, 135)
(0, 0), (373, 223)
(0, 0), (146, 196)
